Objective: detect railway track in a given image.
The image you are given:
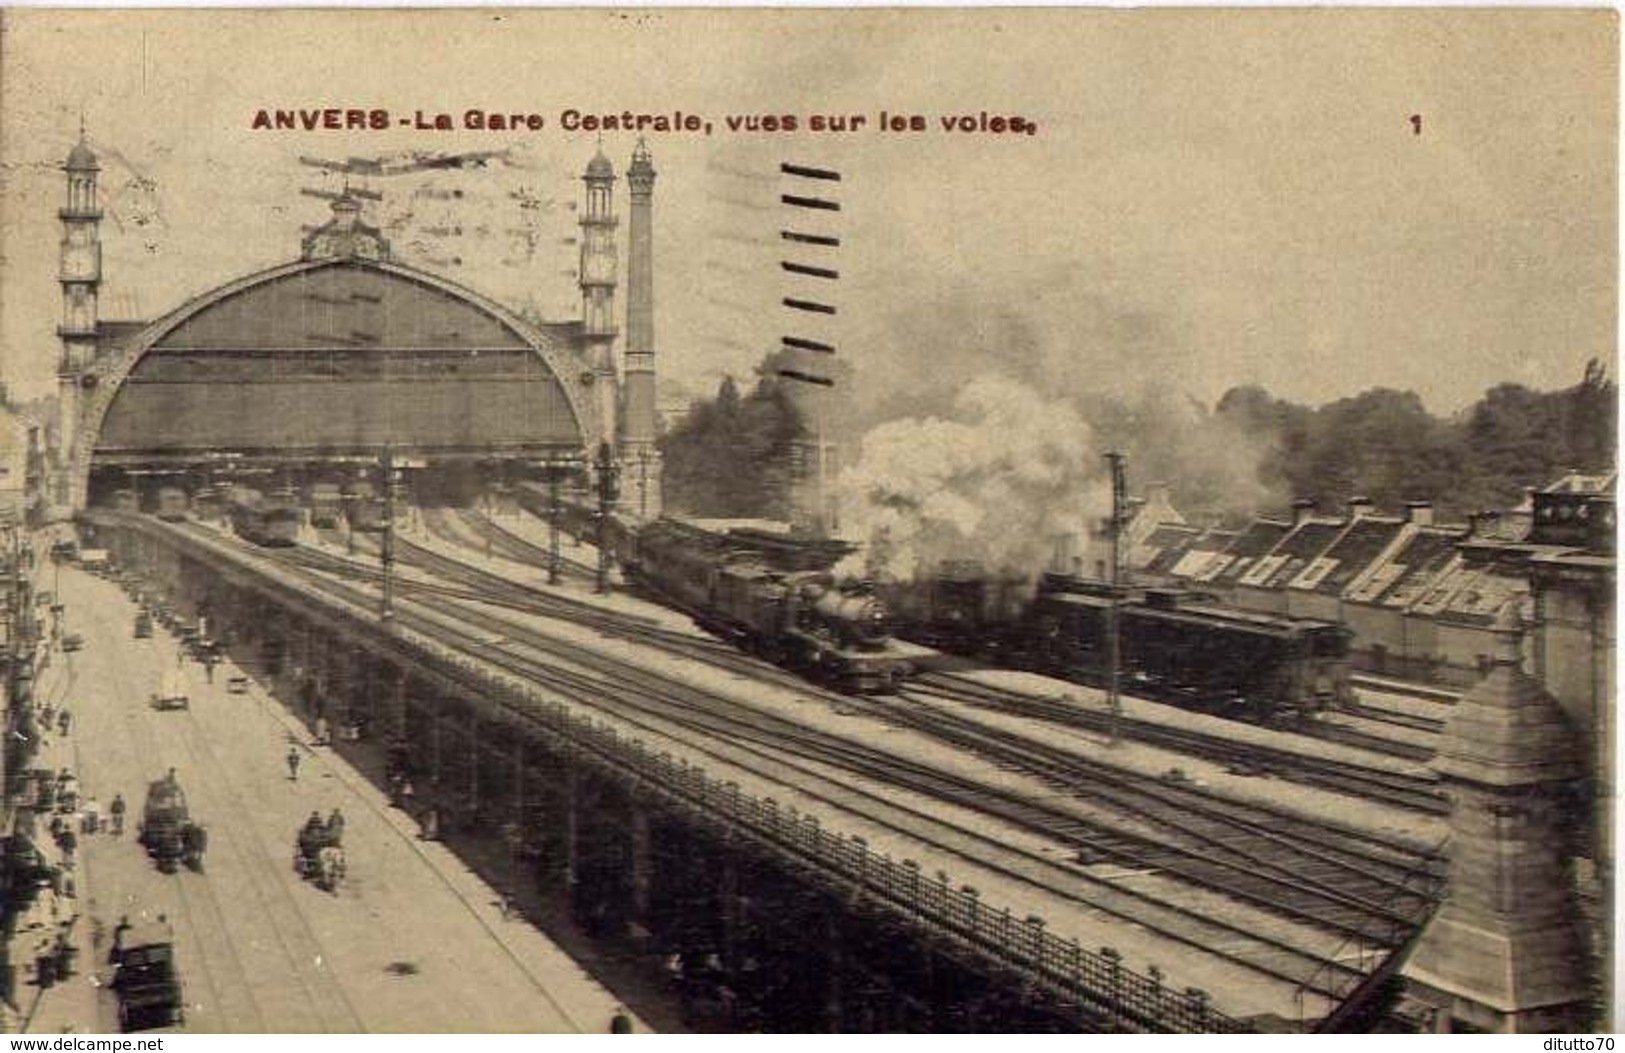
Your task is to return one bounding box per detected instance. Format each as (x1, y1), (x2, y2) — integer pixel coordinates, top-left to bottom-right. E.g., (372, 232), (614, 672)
(911, 675), (1446, 815)
(423, 506), (598, 580)
(311, 527), (1449, 894)
(277, 556), (1378, 1002)
(270, 537), (1445, 951)
(1337, 701), (1445, 735)
(344, 526), (1447, 814)
(134, 519), (1448, 1017)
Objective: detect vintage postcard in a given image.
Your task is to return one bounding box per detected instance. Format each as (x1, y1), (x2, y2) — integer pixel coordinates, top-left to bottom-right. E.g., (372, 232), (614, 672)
(0, 7), (1614, 1036)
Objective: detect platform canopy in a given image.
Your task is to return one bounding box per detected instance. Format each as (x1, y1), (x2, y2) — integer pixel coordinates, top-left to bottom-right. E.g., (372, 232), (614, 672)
(82, 257), (596, 477)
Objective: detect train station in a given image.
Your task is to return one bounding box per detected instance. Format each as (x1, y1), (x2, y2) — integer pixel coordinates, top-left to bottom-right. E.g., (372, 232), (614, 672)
(0, 116), (1613, 1037)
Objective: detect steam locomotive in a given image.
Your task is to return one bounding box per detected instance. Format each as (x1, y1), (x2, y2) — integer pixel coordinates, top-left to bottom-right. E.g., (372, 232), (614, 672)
(621, 519), (915, 693)
(884, 567), (1353, 721)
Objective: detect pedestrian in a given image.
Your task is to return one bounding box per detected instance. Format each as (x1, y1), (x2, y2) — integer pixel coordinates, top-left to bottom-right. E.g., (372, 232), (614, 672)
(609, 1007), (633, 1034)
(80, 795), (100, 834)
(108, 793), (126, 836)
(286, 746), (301, 781)
(326, 808), (345, 846)
(56, 710), (71, 737)
(58, 826), (76, 870)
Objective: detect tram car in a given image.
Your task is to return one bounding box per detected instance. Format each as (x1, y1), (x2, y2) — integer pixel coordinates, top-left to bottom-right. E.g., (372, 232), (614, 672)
(137, 776), (206, 873)
(229, 487), (302, 547)
(109, 922), (184, 1032)
(308, 482), (343, 528)
(623, 519), (913, 693)
(154, 486), (189, 522)
(892, 569), (1352, 721)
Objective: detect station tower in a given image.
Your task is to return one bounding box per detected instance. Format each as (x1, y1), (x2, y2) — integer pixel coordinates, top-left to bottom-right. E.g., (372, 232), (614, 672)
(57, 130), (103, 506)
(579, 147), (620, 461)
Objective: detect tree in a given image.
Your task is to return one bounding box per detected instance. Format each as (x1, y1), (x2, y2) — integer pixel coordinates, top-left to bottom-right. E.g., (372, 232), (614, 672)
(658, 368), (807, 518)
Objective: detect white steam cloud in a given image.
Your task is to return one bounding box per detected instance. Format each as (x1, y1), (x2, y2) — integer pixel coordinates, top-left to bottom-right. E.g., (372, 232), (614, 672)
(834, 376), (1112, 581)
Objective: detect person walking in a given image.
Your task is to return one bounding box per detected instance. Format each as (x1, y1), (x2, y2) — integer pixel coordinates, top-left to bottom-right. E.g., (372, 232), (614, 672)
(108, 793), (126, 836)
(286, 746), (301, 781)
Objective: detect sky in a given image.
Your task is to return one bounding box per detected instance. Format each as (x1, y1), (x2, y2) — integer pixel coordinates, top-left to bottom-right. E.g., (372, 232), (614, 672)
(0, 8), (1615, 421)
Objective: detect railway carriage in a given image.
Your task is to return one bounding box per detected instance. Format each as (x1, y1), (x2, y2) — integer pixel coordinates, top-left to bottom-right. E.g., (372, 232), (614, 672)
(229, 487), (302, 547)
(308, 482), (343, 528)
(891, 568), (1352, 721)
(345, 481), (388, 533)
(1026, 579), (1351, 719)
(154, 487), (189, 522)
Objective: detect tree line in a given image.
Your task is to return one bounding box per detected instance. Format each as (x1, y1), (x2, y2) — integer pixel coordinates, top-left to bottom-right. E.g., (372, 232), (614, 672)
(659, 359), (1616, 523)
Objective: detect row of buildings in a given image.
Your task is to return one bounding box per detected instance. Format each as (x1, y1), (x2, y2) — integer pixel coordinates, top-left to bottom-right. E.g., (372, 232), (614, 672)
(1091, 474), (1614, 695)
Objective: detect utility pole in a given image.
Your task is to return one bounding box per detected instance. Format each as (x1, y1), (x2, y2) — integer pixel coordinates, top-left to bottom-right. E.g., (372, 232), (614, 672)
(594, 442), (618, 595)
(547, 465), (563, 586)
(380, 447), (395, 624)
(1103, 450), (1127, 747)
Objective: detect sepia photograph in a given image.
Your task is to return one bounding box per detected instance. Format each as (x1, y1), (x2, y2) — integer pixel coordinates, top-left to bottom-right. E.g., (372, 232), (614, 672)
(0, 7), (1615, 1035)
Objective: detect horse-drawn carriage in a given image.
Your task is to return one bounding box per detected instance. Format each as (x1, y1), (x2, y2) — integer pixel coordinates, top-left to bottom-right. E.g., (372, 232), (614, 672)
(293, 812), (346, 893)
(137, 776), (206, 874)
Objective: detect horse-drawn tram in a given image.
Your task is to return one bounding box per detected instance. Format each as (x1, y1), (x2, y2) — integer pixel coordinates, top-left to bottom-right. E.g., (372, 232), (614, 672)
(109, 921), (183, 1032)
(137, 775), (206, 873)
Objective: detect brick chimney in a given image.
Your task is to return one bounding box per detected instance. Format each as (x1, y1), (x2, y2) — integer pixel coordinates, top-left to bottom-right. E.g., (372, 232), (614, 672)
(1291, 498), (1316, 526)
(1405, 501), (1435, 527)
(1347, 495), (1376, 520)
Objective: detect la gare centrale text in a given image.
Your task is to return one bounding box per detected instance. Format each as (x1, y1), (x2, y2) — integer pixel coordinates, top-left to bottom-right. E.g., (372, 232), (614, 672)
(249, 108), (1039, 136)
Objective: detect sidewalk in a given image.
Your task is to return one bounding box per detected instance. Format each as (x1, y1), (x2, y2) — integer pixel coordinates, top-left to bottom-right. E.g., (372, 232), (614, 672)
(8, 643), (109, 1034)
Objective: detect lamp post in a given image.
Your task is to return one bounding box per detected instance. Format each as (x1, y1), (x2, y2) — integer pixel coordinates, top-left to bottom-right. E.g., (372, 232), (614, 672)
(1103, 450), (1127, 748)
(594, 442), (619, 595)
(380, 447), (395, 624)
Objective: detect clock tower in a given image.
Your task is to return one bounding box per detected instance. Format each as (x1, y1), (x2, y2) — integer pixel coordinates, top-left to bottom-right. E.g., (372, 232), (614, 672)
(58, 129), (103, 506)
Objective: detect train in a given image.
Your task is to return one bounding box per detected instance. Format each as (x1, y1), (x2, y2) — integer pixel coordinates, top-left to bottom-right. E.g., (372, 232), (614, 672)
(229, 487), (302, 547)
(309, 483), (343, 528)
(883, 566), (1353, 721)
(155, 487), (189, 523)
(345, 481), (387, 533)
(616, 518), (915, 693)
(505, 484), (1347, 717)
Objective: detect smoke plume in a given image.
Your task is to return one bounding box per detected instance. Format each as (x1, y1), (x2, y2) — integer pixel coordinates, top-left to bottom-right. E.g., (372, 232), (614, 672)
(833, 376), (1112, 580)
